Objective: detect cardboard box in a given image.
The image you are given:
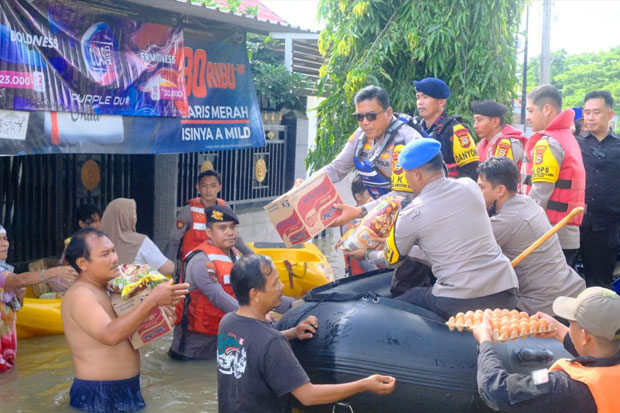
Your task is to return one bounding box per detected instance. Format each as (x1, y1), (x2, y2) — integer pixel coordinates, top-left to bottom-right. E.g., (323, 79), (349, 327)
(265, 172), (343, 247)
(111, 289), (173, 350)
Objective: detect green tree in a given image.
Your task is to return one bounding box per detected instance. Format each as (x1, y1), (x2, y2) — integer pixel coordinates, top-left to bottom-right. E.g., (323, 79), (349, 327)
(522, 47), (620, 112)
(307, 0), (524, 171)
(247, 35), (310, 112)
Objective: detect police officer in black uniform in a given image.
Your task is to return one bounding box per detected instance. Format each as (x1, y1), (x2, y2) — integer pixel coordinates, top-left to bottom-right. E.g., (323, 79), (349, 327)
(414, 77), (479, 180)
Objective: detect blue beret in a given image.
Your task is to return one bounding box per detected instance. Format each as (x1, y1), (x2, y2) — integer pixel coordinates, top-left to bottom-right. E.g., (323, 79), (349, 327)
(572, 107), (583, 121)
(413, 77), (450, 99)
(205, 205), (239, 224)
(398, 138), (442, 170)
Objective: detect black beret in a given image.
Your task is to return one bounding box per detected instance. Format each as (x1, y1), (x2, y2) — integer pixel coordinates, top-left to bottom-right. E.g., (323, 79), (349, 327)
(205, 205), (239, 224)
(471, 99), (508, 118)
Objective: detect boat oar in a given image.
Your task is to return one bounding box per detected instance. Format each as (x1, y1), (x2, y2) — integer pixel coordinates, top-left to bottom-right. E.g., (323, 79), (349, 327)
(511, 206), (584, 267)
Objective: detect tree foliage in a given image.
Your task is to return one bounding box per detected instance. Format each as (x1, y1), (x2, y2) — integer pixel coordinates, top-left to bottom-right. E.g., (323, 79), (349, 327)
(522, 47), (620, 112)
(307, 0), (524, 171)
(247, 35), (310, 112)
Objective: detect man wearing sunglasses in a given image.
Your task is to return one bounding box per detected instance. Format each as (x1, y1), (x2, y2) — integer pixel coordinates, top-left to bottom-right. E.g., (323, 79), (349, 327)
(321, 85), (424, 201)
(414, 77), (480, 180)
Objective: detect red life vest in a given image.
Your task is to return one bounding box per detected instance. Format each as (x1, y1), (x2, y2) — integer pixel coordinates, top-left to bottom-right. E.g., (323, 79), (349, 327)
(549, 358), (620, 413)
(175, 241), (239, 335)
(520, 109), (585, 226)
(344, 255), (366, 276)
(180, 197), (227, 260)
(476, 124), (528, 170)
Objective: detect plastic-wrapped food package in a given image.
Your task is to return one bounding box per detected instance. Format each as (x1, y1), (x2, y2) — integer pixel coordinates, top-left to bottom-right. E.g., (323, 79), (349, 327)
(106, 264), (168, 298)
(339, 198), (400, 251)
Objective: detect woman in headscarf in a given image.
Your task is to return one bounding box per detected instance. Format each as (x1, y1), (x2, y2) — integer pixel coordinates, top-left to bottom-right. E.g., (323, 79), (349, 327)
(100, 198), (175, 275)
(0, 225), (77, 372)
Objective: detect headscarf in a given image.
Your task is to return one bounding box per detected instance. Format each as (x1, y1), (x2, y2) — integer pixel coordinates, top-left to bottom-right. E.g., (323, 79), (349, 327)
(0, 224), (18, 311)
(100, 198), (146, 264)
(0, 225), (13, 273)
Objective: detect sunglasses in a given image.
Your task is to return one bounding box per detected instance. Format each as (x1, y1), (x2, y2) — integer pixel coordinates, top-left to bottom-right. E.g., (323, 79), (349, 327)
(353, 111), (385, 122)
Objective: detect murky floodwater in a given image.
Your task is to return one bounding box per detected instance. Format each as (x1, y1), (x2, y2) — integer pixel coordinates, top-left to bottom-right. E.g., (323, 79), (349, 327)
(1, 232), (344, 412)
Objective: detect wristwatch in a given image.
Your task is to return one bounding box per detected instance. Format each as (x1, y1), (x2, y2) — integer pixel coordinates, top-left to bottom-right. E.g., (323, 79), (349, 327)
(359, 206), (368, 219)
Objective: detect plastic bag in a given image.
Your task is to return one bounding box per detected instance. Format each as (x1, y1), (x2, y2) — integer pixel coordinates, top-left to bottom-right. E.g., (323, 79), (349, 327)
(338, 198), (400, 251)
(106, 264), (168, 298)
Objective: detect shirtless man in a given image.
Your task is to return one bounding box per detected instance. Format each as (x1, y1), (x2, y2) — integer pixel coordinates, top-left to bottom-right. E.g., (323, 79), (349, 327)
(61, 228), (188, 412)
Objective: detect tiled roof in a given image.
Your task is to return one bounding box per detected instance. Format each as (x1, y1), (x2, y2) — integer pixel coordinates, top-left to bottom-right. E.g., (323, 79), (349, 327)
(214, 0), (287, 24)
(124, 0), (317, 34)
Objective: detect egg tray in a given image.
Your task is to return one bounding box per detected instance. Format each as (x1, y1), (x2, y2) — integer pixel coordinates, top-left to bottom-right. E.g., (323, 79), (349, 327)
(445, 308), (554, 342)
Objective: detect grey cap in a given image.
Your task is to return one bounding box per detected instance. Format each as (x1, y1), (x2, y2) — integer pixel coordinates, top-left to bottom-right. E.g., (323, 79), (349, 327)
(553, 287), (620, 341)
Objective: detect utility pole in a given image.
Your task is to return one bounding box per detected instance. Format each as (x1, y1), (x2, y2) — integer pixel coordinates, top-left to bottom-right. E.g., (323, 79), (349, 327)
(521, 5), (529, 127)
(540, 0), (552, 84)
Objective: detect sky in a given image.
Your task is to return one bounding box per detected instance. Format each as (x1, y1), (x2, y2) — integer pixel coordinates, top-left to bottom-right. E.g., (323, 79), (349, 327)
(262, 0), (620, 58)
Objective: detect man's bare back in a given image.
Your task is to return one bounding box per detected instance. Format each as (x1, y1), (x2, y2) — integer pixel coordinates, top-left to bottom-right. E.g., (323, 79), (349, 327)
(62, 280), (140, 380)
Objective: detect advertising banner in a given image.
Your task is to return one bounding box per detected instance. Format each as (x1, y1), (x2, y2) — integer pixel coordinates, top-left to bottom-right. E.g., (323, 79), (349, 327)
(0, 0), (187, 117)
(0, 2), (265, 154)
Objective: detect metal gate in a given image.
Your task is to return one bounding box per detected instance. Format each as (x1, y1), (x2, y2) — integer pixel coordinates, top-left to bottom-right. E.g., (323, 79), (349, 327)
(0, 154), (140, 267)
(176, 124), (290, 208)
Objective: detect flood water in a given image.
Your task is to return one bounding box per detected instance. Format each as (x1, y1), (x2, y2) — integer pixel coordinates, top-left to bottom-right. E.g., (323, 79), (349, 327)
(1, 232), (343, 412)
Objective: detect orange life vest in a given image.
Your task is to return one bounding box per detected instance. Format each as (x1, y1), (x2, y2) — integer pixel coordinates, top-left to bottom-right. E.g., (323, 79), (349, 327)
(476, 124), (528, 171)
(175, 241), (239, 335)
(180, 197), (227, 260)
(549, 358), (620, 413)
(520, 109), (585, 226)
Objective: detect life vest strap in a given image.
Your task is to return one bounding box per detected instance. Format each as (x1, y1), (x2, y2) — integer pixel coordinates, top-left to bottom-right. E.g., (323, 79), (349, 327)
(547, 200), (569, 213)
(554, 179), (572, 189)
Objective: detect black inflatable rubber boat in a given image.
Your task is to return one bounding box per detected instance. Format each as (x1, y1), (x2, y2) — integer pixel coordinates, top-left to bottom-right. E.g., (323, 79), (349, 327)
(277, 270), (571, 412)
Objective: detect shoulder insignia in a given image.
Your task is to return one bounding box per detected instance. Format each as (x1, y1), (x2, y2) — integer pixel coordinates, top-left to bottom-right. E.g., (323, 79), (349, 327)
(176, 220), (185, 230)
(494, 139), (514, 160)
(531, 139), (560, 183)
(452, 124), (480, 166)
(391, 144), (412, 193)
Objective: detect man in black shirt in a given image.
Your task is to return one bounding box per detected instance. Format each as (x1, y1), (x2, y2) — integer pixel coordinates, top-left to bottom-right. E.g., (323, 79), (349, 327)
(217, 255), (395, 413)
(578, 90), (620, 288)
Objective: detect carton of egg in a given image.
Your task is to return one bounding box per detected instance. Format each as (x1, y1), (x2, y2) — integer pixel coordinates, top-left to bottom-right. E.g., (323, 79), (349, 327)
(445, 308), (554, 342)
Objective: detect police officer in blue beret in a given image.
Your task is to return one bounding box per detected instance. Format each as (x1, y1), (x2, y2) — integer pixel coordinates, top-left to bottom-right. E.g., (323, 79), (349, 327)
(414, 78), (480, 180)
(361, 138), (519, 319)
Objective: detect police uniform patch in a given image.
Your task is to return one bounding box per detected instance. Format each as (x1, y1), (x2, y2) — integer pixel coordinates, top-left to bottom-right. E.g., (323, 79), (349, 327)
(390, 144), (412, 193)
(452, 124), (480, 166)
(176, 220), (185, 230)
(455, 126), (472, 148)
(383, 207), (420, 265)
(384, 213), (402, 265)
(494, 139), (514, 160)
(531, 139), (560, 183)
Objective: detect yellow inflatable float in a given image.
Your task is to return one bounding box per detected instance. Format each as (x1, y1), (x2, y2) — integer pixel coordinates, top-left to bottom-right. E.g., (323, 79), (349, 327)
(16, 242), (333, 338)
(247, 242), (334, 298)
(16, 287), (63, 339)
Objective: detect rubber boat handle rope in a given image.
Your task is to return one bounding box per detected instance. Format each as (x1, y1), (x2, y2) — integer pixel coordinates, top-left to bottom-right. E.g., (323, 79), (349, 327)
(511, 206), (585, 268)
